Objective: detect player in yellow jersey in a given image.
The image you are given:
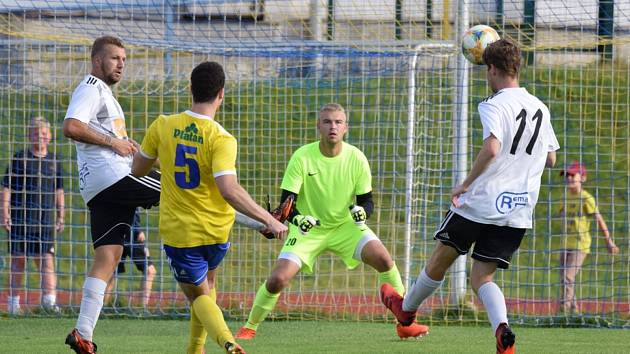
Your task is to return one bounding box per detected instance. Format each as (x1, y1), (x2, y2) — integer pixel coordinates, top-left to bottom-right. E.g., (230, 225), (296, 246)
(131, 61), (288, 354)
(235, 103), (429, 340)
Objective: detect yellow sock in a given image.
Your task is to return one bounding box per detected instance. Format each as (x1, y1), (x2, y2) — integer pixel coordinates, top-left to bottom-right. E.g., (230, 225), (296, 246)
(379, 263), (405, 295)
(191, 293), (234, 351)
(187, 288), (215, 354)
(245, 281), (280, 331)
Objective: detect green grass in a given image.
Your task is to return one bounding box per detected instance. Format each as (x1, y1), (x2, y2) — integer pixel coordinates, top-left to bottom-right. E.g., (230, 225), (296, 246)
(1, 317), (629, 353)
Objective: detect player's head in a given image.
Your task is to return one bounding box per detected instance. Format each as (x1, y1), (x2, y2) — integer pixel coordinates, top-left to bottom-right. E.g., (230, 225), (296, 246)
(482, 38), (520, 92)
(317, 103), (348, 146)
(90, 36), (126, 86)
(28, 116), (52, 147)
(190, 61), (225, 104)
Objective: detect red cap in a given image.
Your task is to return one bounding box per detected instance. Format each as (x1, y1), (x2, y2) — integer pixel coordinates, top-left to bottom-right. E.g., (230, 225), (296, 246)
(560, 161), (587, 178)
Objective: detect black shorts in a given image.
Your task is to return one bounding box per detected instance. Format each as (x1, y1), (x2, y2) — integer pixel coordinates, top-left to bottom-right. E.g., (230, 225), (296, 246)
(434, 210), (525, 269)
(8, 237), (55, 256)
(118, 242), (153, 273)
(87, 171), (160, 248)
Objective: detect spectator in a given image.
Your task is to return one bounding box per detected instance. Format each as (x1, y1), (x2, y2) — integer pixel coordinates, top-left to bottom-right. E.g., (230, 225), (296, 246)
(2, 116), (65, 315)
(558, 161), (619, 314)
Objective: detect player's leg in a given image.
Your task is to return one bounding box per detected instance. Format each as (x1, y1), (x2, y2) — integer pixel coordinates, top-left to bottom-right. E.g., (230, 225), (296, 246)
(470, 224), (524, 354)
(67, 197), (132, 353)
(240, 259), (301, 336)
(401, 211), (477, 315)
(239, 227), (321, 338)
(353, 232), (430, 338)
(402, 241), (458, 311)
(164, 243), (240, 353)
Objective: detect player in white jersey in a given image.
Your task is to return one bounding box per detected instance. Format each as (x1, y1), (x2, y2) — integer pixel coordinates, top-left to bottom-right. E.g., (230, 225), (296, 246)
(381, 39), (559, 354)
(62, 36), (161, 354)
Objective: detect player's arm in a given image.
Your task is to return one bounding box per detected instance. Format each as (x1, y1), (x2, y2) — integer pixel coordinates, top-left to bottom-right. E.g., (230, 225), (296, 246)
(546, 151), (556, 168)
(349, 191), (374, 224)
(216, 175), (288, 240)
(63, 118), (136, 157)
(451, 134), (500, 207)
(131, 153), (156, 177)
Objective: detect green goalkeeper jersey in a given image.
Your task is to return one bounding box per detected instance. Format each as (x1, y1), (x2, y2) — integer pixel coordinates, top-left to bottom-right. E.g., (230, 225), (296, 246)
(281, 141), (372, 229)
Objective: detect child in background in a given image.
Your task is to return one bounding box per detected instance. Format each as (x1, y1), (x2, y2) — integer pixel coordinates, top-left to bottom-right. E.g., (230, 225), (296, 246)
(558, 161), (619, 314)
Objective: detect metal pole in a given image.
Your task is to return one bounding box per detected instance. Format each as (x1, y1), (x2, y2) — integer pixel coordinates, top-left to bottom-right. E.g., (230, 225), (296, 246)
(403, 44), (421, 290)
(450, 0), (469, 307)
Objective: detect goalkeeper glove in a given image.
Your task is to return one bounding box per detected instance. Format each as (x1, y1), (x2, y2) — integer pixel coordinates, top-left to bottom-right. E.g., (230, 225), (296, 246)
(349, 204), (367, 225)
(292, 215), (320, 235)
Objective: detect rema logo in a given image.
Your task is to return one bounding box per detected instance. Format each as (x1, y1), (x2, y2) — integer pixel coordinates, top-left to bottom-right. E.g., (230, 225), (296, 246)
(495, 191), (528, 214)
(174, 123), (203, 144)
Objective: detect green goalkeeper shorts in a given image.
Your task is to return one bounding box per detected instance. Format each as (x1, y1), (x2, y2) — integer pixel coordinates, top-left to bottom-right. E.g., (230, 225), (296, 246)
(278, 220), (378, 273)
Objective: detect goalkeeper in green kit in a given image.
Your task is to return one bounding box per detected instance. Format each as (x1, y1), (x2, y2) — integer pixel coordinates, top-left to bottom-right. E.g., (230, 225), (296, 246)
(236, 103), (429, 340)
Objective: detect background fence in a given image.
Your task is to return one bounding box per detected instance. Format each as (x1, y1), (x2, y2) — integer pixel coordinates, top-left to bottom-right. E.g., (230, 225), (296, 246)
(0, 0), (628, 328)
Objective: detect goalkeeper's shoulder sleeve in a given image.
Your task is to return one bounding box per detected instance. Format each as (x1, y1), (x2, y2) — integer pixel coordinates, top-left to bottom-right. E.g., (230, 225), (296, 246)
(356, 191), (374, 219)
(280, 189), (301, 221)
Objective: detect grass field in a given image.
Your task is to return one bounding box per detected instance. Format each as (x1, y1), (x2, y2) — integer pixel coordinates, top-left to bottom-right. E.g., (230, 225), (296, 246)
(1, 317), (629, 353)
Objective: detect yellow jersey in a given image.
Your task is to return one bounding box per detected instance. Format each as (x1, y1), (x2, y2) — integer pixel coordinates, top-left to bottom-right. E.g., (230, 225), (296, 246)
(140, 110), (237, 247)
(561, 189), (598, 254)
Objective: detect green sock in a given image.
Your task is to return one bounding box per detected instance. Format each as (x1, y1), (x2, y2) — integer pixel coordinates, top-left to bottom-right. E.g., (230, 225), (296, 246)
(245, 281), (280, 331)
(379, 263), (405, 296)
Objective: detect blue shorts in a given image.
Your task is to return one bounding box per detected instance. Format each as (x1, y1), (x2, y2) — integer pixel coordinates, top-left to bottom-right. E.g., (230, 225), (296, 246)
(163, 243), (230, 285)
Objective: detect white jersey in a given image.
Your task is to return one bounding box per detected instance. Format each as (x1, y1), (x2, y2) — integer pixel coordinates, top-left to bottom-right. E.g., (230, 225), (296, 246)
(65, 75), (131, 203)
(452, 87), (560, 228)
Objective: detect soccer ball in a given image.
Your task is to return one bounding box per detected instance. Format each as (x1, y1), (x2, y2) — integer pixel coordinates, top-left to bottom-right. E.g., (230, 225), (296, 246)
(461, 25), (500, 65)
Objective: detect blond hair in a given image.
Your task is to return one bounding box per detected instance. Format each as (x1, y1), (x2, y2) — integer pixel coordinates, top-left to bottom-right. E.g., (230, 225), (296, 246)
(319, 103), (346, 115)
(29, 116), (51, 131)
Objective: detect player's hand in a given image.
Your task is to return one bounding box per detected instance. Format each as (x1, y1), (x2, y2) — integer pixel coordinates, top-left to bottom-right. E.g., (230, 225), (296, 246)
(450, 184), (468, 208)
(137, 231), (146, 243)
(265, 218), (288, 240)
(292, 215), (320, 235)
(607, 240), (619, 255)
(55, 217), (64, 233)
(349, 204), (367, 225)
(111, 138), (137, 157)
(2, 214), (10, 232)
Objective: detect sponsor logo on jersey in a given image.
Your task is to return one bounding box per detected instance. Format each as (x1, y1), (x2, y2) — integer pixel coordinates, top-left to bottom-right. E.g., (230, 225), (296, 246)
(438, 232), (449, 239)
(308, 171), (318, 176)
(174, 123), (203, 144)
(495, 191), (529, 214)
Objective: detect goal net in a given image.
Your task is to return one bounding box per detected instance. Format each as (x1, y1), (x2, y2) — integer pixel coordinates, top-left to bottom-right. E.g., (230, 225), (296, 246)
(0, 0), (628, 328)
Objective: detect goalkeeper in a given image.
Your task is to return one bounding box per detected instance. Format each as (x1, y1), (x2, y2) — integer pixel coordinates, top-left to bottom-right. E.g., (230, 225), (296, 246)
(236, 103), (429, 340)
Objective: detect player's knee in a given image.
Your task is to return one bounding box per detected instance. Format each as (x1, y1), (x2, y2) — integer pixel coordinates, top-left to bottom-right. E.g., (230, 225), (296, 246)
(266, 275), (289, 293)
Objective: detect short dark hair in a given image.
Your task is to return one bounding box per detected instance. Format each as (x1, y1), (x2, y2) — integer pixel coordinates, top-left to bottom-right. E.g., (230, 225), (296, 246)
(91, 36), (125, 58)
(190, 61), (225, 103)
(483, 38), (521, 77)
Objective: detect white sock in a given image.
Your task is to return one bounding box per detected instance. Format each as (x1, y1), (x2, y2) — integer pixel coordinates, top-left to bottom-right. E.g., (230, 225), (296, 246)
(76, 277), (107, 341)
(42, 294), (56, 306)
(8, 295), (20, 308)
(477, 282), (508, 333)
(402, 268), (443, 312)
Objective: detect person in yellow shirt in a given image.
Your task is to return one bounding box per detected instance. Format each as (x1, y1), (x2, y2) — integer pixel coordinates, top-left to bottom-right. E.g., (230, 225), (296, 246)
(558, 161), (619, 314)
(132, 61), (288, 354)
